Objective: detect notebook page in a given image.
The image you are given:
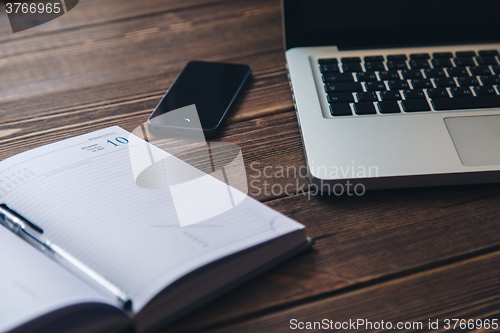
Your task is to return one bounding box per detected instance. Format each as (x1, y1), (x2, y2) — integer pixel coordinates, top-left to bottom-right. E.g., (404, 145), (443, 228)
(0, 126), (304, 311)
(0, 225), (114, 332)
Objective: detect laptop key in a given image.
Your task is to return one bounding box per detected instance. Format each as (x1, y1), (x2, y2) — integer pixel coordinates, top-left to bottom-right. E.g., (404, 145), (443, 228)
(433, 52), (453, 58)
(378, 100), (401, 113)
(381, 91), (402, 100)
(424, 68), (446, 78)
(318, 58), (338, 64)
(320, 63), (340, 73)
(474, 85), (497, 96)
(457, 76), (479, 86)
(403, 89), (425, 99)
(493, 65), (500, 75)
(357, 92), (378, 102)
(409, 59), (430, 69)
(427, 88), (450, 98)
(379, 70), (400, 80)
(476, 56), (499, 66)
(453, 57), (475, 67)
(410, 53), (430, 59)
(387, 61), (408, 70)
(480, 75), (500, 85)
(411, 78), (433, 88)
(432, 95), (500, 111)
(364, 62), (385, 71)
(341, 57), (361, 63)
(456, 51), (476, 57)
(469, 66), (492, 75)
(431, 58), (452, 68)
(356, 72), (377, 81)
(323, 73), (354, 82)
(388, 80), (409, 90)
(478, 50), (499, 56)
(364, 56), (384, 62)
(450, 87), (473, 97)
(330, 103), (352, 116)
(402, 69), (423, 79)
(401, 99), (431, 112)
(434, 77), (456, 87)
(447, 67), (469, 77)
(353, 102), (377, 115)
(325, 82), (363, 92)
(342, 62), (363, 72)
(387, 54), (407, 61)
(365, 81), (386, 91)
(327, 92), (354, 103)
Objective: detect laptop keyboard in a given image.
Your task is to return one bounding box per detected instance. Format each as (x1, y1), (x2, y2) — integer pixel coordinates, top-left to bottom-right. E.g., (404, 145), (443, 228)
(319, 50), (500, 116)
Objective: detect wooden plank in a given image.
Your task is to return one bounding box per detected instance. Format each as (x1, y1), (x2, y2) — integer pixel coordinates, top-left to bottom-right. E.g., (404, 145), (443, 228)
(198, 251), (500, 332)
(163, 175), (500, 330)
(0, 0), (283, 100)
(0, 0), (228, 43)
(0, 48), (292, 127)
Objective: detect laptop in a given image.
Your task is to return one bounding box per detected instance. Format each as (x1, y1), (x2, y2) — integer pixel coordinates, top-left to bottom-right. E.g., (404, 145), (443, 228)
(283, 0), (500, 191)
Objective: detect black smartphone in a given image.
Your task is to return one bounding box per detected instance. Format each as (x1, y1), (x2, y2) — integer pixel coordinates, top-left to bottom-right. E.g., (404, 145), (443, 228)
(148, 61), (252, 138)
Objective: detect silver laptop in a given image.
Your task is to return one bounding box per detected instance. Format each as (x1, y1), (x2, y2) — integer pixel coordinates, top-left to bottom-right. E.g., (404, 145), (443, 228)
(283, 0), (500, 191)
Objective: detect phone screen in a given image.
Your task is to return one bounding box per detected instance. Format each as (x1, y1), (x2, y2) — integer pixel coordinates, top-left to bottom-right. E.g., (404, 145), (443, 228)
(148, 61), (251, 134)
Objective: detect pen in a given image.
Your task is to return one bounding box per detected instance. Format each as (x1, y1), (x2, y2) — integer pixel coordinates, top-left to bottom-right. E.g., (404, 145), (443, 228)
(0, 204), (132, 311)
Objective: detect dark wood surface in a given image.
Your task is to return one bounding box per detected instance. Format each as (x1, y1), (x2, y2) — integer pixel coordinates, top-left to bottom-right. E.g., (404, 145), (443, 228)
(1, 0), (499, 332)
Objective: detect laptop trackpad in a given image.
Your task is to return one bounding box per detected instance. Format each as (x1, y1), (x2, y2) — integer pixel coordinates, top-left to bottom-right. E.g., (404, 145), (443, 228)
(445, 115), (500, 167)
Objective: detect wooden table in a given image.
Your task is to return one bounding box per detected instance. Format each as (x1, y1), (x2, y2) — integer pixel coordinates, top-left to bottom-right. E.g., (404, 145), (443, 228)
(1, 0), (500, 332)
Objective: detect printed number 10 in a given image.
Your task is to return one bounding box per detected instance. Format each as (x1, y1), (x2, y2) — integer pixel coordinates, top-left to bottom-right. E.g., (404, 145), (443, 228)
(107, 137), (129, 146)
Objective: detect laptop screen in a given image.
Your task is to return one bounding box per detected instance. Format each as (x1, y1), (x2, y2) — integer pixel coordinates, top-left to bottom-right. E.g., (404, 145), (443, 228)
(283, 0), (500, 50)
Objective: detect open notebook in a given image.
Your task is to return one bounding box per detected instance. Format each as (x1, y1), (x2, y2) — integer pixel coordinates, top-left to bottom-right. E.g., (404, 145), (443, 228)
(0, 126), (309, 333)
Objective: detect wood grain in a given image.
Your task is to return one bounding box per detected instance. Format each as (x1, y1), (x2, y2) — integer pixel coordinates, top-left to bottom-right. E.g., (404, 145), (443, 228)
(166, 182), (500, 331)
(0, 53), (293, 164)
(0, 0), (283, 101)
(0, 0), (231, 43)
(0, 48), (291, 128)
(204, 251), (500, 332)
